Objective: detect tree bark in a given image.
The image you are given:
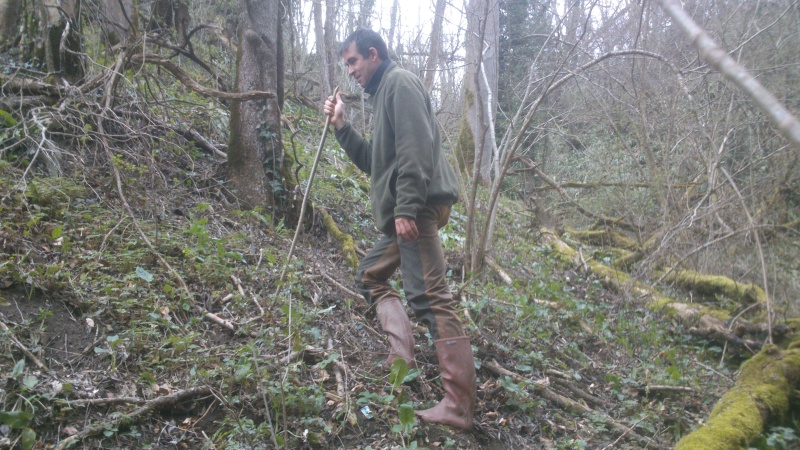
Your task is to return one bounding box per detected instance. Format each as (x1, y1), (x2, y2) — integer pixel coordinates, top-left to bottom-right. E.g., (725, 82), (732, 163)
(37, 0), (83, 82)
(422, 0), (446, 91)
(0, 0), (22, 47)
(464, 0), (499, 184)
(227, 0), (285, 210)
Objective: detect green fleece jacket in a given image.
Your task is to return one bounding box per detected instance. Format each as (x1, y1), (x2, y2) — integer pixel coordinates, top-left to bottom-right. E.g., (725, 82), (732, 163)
(335, 62), (459, 235)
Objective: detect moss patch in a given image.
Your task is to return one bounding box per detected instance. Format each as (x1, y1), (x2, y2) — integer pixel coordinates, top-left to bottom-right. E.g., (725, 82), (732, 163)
(318, 206), (359, 271)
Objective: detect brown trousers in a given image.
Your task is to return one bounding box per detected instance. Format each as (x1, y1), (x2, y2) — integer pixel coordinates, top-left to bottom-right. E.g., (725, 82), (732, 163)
(356, 204), (465, 340)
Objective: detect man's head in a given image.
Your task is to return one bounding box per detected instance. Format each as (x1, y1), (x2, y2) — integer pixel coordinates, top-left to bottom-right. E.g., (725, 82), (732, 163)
(339, 29), (389, 88)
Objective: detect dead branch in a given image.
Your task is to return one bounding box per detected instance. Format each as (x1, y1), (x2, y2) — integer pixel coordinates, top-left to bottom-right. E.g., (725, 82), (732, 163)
(113, 109), (226, 158)
(484, 359), (662, 448)
(129, 54), (275, 101)
(485, 256), (513, 286)
(518, 157), (640, 233)
(659, 0), (800, 151)
(322, 273), (362, 301)
(54, 386), (212, 450)
(0, 321), (50, 372)
(57, 397), (147, 407)
(637, 385), (696, 397)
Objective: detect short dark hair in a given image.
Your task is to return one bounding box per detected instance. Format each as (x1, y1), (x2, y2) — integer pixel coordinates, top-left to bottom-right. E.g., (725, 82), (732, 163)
(339, 29), (389, 61)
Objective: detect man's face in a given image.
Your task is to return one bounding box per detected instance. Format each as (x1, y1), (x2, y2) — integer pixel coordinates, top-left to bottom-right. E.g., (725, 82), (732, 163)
(342, 42), (382, 88)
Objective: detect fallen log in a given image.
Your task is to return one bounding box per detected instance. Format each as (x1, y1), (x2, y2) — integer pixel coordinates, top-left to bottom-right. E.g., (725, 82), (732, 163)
(540, 228), (765, 349)
(674, 339), (800, 450)
(565, 227), (640, 251)
(659, 269), (766, 305)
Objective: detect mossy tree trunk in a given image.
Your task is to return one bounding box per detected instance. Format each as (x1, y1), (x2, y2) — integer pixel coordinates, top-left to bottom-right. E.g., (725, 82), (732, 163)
(674, 340), (800, 450)
(227, 0), (285, 211)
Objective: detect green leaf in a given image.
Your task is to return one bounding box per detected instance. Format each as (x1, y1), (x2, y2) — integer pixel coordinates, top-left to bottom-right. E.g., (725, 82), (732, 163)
(11, 359), (25, 378)
(22, 375), (38, 390)
(398, 403), (415, 427)
(20, 427), (36, 450)
(389, 358), (409, 389)
(51, 225), (63, 239)
(135, 267), (153, 282)
(0, 410), (33, 428)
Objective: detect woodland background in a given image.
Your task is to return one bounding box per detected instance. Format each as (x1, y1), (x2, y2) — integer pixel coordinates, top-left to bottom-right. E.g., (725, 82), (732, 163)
(1, 0), (799, 449)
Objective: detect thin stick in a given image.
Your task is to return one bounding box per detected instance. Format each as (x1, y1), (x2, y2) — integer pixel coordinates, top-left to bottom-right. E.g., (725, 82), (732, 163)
(280, 86), (339, 281)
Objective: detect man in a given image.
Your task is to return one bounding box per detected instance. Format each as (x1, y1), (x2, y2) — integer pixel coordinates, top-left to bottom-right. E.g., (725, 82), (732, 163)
(323, 29), (476, 430)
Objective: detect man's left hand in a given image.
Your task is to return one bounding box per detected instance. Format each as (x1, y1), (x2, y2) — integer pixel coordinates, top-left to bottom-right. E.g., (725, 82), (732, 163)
(395, 217), (418, 241)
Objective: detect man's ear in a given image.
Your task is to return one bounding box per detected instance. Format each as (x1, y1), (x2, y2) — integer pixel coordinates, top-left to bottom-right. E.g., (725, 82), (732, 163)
(368, 47), (379, 61)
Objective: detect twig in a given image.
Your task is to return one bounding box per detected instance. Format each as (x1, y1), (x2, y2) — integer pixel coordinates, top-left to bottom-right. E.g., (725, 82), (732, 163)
(322, 273), (361, 300)
(0, 321), (50, 372)
(57, 397), (146, 407)
(329, 338), (357, 426)
(252, 346), (281, 449)
(485, 359), (662, 449)
(55, 386), (212, 450)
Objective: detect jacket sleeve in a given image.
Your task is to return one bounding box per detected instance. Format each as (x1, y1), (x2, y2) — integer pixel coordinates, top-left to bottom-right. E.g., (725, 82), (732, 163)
(389, 76), (435, 220)
(335, 122), (372, 175)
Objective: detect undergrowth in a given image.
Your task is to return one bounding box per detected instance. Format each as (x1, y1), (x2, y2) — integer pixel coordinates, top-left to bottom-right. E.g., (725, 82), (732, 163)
(0, 103), (777, 449)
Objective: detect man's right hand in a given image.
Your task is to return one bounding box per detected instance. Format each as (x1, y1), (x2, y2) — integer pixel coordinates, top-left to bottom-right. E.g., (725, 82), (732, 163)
(324, 92), (345, 130)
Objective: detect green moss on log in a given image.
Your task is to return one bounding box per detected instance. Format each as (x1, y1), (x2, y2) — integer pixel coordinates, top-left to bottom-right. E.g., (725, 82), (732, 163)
(318, 206), (359, 271)
(565, 227), (639, 250)
(659, 269), (766, 305)
(675, 342), (800, 450)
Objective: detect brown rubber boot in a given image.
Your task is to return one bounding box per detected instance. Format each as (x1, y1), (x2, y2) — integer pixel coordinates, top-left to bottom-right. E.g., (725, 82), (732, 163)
(375, 296), (417, 369)
(416, 336), (476, 430)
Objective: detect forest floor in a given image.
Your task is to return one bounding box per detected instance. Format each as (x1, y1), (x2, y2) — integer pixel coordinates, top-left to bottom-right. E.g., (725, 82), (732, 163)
(0, 136), (781, 450)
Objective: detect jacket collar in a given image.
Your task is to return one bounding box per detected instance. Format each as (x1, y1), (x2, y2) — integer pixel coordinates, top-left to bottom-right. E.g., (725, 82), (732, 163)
(364, 59), (393, 96)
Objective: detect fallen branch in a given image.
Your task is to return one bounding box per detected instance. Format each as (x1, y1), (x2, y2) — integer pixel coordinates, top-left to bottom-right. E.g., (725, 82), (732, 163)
(485, 256), (513, 286)
(55, 386), (212, 450)
(129, 54), (275, 101)
(322, 273), (362, 301)
(484, 359), (662, 448)
(0, 321), (50, 372)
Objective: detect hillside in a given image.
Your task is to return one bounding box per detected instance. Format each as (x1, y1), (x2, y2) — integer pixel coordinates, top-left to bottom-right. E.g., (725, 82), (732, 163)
(2, 114), (788, 449)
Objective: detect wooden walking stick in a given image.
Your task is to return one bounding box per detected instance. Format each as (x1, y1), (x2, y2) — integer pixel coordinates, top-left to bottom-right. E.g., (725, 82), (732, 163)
(280, 86), (339, 281)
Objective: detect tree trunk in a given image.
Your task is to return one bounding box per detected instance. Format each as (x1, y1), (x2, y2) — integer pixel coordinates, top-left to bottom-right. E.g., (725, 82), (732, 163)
(422, 0), (446, 91)
(0, 0), (22, 47)
(313, 0), (330, 104)
(227, 0), (285, 211)
(464, 0), (499, 184)
(98, 0), (135, 47)
(323, 0), (337, 91)
(36, 0), (83, 83)
(675, 340), (800, 450)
